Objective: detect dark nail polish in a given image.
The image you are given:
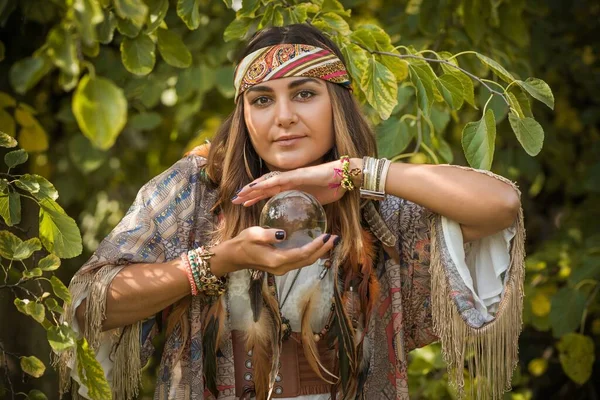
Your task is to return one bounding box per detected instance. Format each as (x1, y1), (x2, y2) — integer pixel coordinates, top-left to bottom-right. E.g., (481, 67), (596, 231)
(249, 183), (257, 187)
(323, 234), (331, 243)
(235, 188), (243, 194)
(275, 231), (285, 240)
(231, 195), (238, 201)
(333, 236), (341, 246)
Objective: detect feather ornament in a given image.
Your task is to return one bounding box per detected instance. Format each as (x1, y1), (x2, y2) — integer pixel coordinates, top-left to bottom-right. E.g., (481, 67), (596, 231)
(300, 279), (339, 384)
(244, 276), (282, 399)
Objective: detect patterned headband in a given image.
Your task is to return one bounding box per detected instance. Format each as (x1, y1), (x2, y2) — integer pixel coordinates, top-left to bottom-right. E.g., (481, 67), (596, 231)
(233, 44), (352, 102)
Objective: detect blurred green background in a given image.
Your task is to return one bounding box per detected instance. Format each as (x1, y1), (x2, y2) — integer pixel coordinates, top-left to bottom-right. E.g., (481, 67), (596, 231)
(0, 0), (598, 399)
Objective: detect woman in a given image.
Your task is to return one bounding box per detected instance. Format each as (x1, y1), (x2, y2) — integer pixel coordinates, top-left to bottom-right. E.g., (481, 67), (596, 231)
(58, 24), (525, 400)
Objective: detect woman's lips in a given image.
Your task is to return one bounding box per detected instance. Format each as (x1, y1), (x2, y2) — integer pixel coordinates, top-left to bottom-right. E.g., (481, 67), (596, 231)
(274, 136), (305, 146)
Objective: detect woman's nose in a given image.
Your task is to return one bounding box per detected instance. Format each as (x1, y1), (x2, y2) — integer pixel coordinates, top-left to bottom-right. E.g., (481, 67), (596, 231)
(275, 99), (298, 128)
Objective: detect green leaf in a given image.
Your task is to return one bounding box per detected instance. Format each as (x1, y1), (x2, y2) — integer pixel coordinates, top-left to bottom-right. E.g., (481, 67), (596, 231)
(47, 324), (77, 352)
(320, 0), (351, 17)
(509, 88), (533, 118)
(0, 192), (21, 227)
(14, 106), (49, 152)
(0, 130), (17, 148)
(97, 10), (117, 43)
(376, 118), (413, 159)
(45, 297), (64, 313)
(145, 0), (169, 33)
(379, 54), (409, 82)
(215, 66), (236, 98)
(224, 17), (252, 42)
(121, 35), (156, 75)
(72, 75), (128, 150)
(557, 333), (595, 384)
(508, 111), (544, 156)
(5, 149), (28, 168)
(0, 230), (23, 258)
(507, 91), (525, 119)
(27, 389), (48, 400)
(14, 298), (29, 315)
(23, 267), (43, 279)
(463, 0), (486, 44)
(361, 57), (398, 120)
(317, 12), (351, 35)
(128, 112), (162, 131)
(238, 0), (261, 18)
(157, 29), (192, 68)
(409, 63), (435, 116)
(76, 338), (112, 400)
(0, 91), (17, 108)
(462, 109), (496, 170)
(25, 301), (45, 323)
(476, 53), (514, 83)
(177, 0), (201, 30)
(516, 78), (554, 110)
(0, 110), (16, 137)
(9, 56), (52, 95)
(435, 74), (464, 110)
(116, 15), (141, 38)
(68, 135), (107, 173)
(16, 174), (58, 201)
(14, 238), (42, 260)
(20, 356), (46, 378)
(39, 199), (82, 258)
(39, 254), (61, 271)
(50, 276), (71, 304)
(342, 43), (368, 84)
(550, 287), (586, 338)
(114, 0), (148, 27)
(73, 0), (104, 46)
(47, 26), (80, 76)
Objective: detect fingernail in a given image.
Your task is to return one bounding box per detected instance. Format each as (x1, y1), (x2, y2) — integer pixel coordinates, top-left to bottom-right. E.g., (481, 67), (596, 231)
(275, 231), (285, 240)
(333, 236), (341, 246)
(323, 234), (331, 243)
(235, 188), (243, 194)
(231, 195), (238, 201)
(249, 182), (257, 187)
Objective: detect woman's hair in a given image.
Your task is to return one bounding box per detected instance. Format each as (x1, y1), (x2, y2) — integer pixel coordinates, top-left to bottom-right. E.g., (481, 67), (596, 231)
(168, 23), (379, 395)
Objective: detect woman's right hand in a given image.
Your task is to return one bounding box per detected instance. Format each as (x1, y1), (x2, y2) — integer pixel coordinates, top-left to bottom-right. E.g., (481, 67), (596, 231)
(209, 227), (338, 277)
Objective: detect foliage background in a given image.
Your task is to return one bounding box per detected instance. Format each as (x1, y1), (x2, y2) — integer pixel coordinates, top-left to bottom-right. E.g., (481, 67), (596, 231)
(0, 0), (598, 399)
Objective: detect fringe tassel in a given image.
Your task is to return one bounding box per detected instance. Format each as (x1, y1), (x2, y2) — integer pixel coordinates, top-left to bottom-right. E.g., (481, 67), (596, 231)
(430, 207), (525, 400)
(55, 264), (139, 399)
(112, 321), (142, 399)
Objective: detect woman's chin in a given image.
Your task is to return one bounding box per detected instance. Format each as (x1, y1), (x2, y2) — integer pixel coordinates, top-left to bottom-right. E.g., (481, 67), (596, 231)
(266, 155), (318, 172)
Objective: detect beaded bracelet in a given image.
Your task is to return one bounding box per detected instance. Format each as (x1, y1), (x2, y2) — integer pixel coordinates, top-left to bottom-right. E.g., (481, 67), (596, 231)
(187, 246), (227, 297)
(180, 253), (198, 296)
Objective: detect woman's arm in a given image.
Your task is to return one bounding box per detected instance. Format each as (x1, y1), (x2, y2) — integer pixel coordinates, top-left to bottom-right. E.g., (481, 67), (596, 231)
(76, 228), (336, 331)
(353, 160), (520, 242)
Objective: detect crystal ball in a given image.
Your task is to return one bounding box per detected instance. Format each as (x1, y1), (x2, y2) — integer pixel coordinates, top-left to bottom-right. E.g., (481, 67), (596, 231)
(259, 190), (327, 250)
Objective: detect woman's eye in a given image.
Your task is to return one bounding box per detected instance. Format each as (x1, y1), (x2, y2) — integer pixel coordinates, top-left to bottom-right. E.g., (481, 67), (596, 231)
(252, 96), (271, 106)
(296, 90), (314, 100)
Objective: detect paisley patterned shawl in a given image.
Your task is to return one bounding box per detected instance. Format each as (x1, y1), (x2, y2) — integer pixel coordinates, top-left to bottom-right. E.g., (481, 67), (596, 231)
(57, 153), (525, 400)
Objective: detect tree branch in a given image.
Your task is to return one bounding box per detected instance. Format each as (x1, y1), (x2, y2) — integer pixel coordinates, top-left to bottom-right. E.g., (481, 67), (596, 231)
(357, 46), (512, 108)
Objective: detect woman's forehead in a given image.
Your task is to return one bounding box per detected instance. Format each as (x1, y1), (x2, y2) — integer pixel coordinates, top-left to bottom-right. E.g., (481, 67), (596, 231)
(246, 77), (324, 92)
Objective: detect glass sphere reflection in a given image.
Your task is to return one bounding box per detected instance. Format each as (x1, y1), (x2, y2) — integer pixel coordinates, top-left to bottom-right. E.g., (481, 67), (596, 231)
(259, 190), (327, 250)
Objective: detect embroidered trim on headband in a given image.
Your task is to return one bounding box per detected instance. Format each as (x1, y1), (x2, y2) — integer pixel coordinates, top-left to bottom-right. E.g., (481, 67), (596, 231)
(233, 44), (352, 102)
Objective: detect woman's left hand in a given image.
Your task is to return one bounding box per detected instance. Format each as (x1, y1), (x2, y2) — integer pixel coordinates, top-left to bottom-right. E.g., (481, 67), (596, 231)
(231, 158), (360, 207)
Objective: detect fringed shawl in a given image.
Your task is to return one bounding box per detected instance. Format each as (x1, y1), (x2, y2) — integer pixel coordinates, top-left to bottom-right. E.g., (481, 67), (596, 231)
(56, 155), (525, 400)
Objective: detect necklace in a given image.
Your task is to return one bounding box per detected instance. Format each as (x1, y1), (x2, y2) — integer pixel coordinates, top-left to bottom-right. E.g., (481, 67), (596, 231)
(276, 257), (334, 341)
(277, 268), (303, 341)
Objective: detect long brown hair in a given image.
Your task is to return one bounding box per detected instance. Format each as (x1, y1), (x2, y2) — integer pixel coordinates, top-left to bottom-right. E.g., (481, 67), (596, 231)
(170, 24), (380, 397)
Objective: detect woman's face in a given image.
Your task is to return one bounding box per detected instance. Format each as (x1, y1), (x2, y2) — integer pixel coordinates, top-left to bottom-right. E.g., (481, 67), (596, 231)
(243, 77), (335, 172)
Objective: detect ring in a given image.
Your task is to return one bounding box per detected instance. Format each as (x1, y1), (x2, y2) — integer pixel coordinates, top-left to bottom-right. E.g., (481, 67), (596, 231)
(263, 171), (281, 180)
